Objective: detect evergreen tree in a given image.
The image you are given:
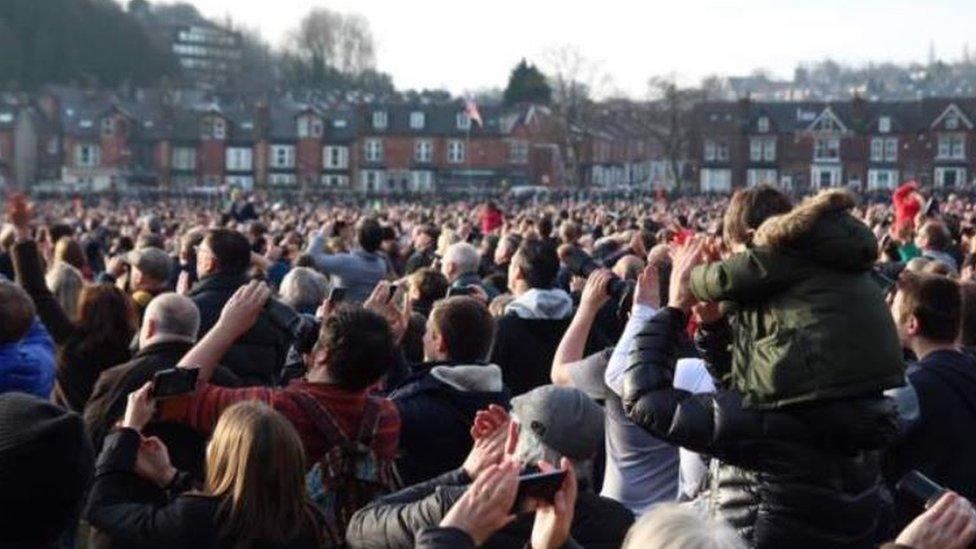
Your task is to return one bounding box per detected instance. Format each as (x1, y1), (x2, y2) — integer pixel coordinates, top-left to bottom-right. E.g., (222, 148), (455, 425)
(502, 59), (552, 106)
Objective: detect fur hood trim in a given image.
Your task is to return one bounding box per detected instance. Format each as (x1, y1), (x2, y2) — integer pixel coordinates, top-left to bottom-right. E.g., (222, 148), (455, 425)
(754, 189), (858, 249)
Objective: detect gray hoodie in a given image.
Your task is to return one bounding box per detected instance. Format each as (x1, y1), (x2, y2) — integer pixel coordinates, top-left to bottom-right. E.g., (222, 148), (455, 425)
(504, 288), (574, 320)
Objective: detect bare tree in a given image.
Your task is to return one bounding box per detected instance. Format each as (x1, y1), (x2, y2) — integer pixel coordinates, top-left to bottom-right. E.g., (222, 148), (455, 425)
(333, 13), (375, 75)
(286, 7), (376, 82)
(643, 76), (704, 190)
(541, 45), (612, 187)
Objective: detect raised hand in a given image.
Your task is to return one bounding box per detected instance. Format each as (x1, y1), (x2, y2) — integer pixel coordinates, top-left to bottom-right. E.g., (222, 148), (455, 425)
(216, 280), (272, 339)
(121, 382), (156, 432)
(440, 461), (520, 546)
(134, 436), (177, 488)
(579, 269), (613, 313)
(668, 236), (706, 313)
(531, 458), (578, 549)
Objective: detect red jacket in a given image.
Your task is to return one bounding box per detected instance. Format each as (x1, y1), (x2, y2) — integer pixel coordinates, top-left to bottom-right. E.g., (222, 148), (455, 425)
(893, 180), (921, 232)
(481, 207), (503, 234)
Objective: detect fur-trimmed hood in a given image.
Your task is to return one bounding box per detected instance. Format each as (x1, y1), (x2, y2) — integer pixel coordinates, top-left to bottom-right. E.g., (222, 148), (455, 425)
(754, 188), (877, 271)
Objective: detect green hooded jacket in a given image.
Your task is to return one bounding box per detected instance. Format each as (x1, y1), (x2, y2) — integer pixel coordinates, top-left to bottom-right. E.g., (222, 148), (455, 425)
(690, 189), (906, 409)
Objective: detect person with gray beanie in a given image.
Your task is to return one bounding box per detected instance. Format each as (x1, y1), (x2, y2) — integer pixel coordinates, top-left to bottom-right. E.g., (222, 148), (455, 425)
(345, 385), (633, 549)
(0, 392), (94, 548)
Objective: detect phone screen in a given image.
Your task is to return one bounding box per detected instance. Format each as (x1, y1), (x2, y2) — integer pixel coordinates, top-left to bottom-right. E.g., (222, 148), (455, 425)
(510, 469), (567, 514)
(152, 368), (199, 399)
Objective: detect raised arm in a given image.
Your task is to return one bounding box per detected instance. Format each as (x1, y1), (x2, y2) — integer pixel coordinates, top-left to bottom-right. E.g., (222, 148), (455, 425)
(689, 248), (804, 304)
(551, 270), (612, 386)
(177, 281), (271, 382)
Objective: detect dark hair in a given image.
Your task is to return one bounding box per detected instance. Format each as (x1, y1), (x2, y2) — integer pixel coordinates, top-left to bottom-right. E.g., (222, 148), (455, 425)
(50, 223), (73, 244)
(538, 216), (554, 239)
(409, 268), (449, 306)
(920, 221), (952, 251)
(318, 307), (394, 390)
(897, 271), (961, 343)
(358, 217), (383, 253)
(960, 281), (976, 347)
(429, 297), (495, 362)
(380, 226), (396, 242)
(401, 313), (427, 364)
(204, 229), (251, 275)
(71, 284), (138, 362)
(0, 282), (35, 344)
(723, 185), (793, 246)
(514, 239), (559, 289)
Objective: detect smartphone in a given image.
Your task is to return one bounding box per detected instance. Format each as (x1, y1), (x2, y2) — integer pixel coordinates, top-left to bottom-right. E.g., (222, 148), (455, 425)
(327, 287), (346, 304)
(896, 470), (946, 508)
(447, 285), (474, 297)
(151, 368), (199, 399)
(388, 284), (399, 300)
(511, 469), (567, 514)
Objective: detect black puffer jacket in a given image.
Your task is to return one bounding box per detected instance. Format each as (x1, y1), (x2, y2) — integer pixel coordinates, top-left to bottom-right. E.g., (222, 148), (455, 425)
(188, 272), (295, 385)
(623, 307), (898, 548)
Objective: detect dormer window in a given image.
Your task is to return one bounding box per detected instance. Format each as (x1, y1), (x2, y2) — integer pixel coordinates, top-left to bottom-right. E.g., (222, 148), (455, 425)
(372, 111), (388, 130)
(298, 115), (323, 138)
(410, 111), (425, 130)
(947, 114), (959, 130)
(101, 118), (114, 137)
(757, 117), (769, 133)
(456, 113), (471, 131)
(878, 116), (891, 133)
(213, 118), (225, 139)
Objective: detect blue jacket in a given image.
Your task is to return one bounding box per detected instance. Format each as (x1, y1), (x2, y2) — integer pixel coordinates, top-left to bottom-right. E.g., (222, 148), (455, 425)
(0, 318), (56, 398)
(307, 235), (387, 303)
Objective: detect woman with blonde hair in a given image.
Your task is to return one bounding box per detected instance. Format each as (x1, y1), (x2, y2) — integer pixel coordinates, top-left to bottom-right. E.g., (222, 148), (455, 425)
(623, 504), (744, 549)
(87, 392), (322, 548)
(45, 261), (84, 320)
(54, 236), (89, 279)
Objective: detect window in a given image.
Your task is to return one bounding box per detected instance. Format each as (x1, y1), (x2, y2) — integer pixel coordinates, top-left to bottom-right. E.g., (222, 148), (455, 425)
(225, 147), (253, 171)
(704, 140), (716, 161)
(76, 144), (101, 168)
(100, 118), (114, 137)
(700, 169), (731, 192)
(372, 111), (388, 130)
(870, 138), (884, 162)
(868, 169), (899, 190)
(414, 139), (433, 163)
(323, 146), (349, 169)
(270, 145), (296, 169)
(811, 166), (842, 189)
(884, 138), (898, 162)
(360, 169), (387, 192)
(171, 147), (196, 171)
(509, 140), (529, 164)
(456, 113), (471, 131)
(409, 170), (435, 192)
(447, 140), (465, 163)
(946, 114), (960, 130)
(703, 139), (729, 162)
(937, 134), (966, 160)
(749, 137), (775, 162)
(814, 137), (840, 161)
(364, 139), (383, 162)
(225, 175), (254, 189)
(298, 116), (323, 138)
(879, 117), (891, 133)
(268, 173), (297, 185)
(321, 174), (349, 187)
(935, 167), (967, 188)
(410, 111), (426, 130)
(757, 117), (769, 133)
(747, 169), (778, 187)
(213, 118), (225, 139)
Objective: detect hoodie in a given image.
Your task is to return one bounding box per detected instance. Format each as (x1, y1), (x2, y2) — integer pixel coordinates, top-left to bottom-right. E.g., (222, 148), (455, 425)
(0, 319), (55, 399)
(391, 362), (510, 485)
(504, 288), (573, 320)
(884, 349), (976, 526)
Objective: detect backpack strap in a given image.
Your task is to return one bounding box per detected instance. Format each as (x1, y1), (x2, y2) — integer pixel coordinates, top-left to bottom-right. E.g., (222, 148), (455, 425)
(355, 396), (383, 449)
(291, 390), (351, 445)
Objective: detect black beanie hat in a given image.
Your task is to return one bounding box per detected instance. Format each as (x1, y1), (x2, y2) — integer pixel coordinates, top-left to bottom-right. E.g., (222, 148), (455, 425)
(0, 392), (94, 546)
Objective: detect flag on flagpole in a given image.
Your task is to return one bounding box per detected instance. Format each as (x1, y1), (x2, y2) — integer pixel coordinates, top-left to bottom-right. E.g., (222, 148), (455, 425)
(465, 98), (483, 128)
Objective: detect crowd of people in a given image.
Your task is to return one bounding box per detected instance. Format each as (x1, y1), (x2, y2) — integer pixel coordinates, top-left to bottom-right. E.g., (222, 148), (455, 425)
(1, 180), (976, 548)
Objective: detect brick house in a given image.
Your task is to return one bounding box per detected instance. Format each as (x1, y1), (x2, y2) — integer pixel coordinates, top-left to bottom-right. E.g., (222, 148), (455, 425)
(694, 97), (976, 193)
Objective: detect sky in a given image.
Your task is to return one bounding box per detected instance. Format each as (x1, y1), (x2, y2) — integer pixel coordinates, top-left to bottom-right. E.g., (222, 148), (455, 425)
(186, 0), (976, 97)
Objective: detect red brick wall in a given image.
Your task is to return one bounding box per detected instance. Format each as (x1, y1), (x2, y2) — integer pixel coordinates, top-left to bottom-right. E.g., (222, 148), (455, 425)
(296, 138), (322, 182)
(197, 139), (225, 180)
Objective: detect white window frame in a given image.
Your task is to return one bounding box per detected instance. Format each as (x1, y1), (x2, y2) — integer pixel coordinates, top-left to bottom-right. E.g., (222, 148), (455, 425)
(372, 111), (388, 130)
(323, 145), (349, 169)
(414, 139), (433, 163)
(298, 116), (323, 138)
(813, 137), (840, 161)
(409, 170), (435, 192)
(456, 113), (471, 131)
(225, 147), (253, 171)
(715, 141), (729, 161)
(750, 138), (762, 162)
(878, 117), (891, 133)
(811, 165), (842, 189)
(321, 174), (349, 187)
(360, 169), (387, 192)
(937, 133), (966, 160)
(213, 118), (226, 139)
(699, 168), (731, 192)
(447, 140), (466, 163)
(364, 139), (383, 163)
(100, 118), (114, 137)
(268, 173), (297, 185)
(870, 138), (885, 162)
(868, 169), (898, 190)
(409, 111), (425, 130)
(76, 144), (101, 168)
(171, 147), (196, 171)
(884, 138), (898, 162)
(509, 140), (529, 164)
(757, 116), (770, 133)
(935, 167), (967, 188)
(704, 140), (716, 162)
(270, 144), (296, 169)
(747, 169), (777, 187)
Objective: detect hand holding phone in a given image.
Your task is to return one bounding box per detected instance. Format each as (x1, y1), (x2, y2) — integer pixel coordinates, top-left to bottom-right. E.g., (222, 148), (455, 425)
(510, 468), (567, 514)
(151, 368), (200, 399)
(897, 470), (947, 509)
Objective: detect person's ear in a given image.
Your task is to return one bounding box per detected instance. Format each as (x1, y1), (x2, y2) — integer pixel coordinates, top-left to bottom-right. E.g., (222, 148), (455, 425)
(907, 314), (921, 337)
(433, 329), (448, 357)
(144, 318), (157, 340)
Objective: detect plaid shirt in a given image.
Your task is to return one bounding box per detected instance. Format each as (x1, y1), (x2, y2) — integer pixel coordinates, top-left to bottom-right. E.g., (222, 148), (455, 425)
(161, 379), (400, 465)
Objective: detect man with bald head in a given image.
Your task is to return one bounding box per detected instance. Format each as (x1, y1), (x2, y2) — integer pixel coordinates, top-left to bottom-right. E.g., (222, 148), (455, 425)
(84, 293), (240, 480)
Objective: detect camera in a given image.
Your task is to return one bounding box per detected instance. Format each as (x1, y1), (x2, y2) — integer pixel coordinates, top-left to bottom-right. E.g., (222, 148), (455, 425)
(563, 247), (635, 314)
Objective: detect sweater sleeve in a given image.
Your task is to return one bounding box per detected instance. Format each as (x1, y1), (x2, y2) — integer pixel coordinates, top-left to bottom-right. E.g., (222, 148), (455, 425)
(85, 428), (194, 548)
(11, 240), (75, 344)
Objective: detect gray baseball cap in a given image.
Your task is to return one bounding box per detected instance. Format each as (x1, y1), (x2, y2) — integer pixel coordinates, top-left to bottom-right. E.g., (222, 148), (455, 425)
(511, 385), (605, 460)
(124, 247), (172, 282)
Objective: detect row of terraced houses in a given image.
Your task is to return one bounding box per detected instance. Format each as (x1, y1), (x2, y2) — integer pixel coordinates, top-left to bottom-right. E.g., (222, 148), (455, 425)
(694, 96), (976, 192)
(0, 87), (672, 194)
